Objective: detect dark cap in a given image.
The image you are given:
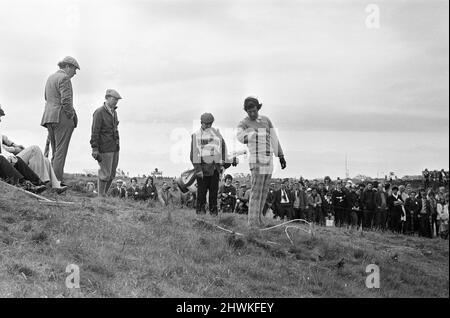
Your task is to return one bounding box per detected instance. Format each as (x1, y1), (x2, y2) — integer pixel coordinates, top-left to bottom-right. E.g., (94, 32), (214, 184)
(0, 104), (5, 116)
(244, 96), (262, 110)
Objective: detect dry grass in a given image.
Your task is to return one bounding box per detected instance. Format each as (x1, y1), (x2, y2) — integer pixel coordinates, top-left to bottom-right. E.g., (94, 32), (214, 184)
(0, 179), (448, 298)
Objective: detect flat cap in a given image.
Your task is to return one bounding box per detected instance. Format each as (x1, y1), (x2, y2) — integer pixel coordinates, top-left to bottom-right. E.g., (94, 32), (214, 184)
(0, 104), (5, 116)
(105, 89), (122, 99)
(58, 56), (80, 70)
(244, 96), (262, 109)
(200, 112), (214, 124)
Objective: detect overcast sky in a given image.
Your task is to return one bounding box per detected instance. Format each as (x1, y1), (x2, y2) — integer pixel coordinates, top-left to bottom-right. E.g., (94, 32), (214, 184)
(0, 0), (448, 179)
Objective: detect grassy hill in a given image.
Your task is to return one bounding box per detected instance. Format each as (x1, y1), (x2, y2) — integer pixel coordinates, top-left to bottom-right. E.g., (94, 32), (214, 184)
(0, 180), (448, 298)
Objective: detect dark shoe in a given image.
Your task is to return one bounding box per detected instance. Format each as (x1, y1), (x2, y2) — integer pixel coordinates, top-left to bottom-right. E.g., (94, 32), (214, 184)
(33, 184), (48, 194)
(55, 185), (68, 194)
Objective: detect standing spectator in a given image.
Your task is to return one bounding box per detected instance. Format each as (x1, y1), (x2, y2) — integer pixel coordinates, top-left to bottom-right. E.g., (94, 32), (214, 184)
(346, 185), (360, 227)
(236, 96), (286, 226)
(417, 189), (432, 238)
(423, 169), (430, 189)
(361, 182), (377, 230)
(218, 174), (237, 213)
(292, 182), (307, 220)
(387, 186), (404, 233)
(41, 56), (80, 182)
(308, 188), (323, 225)
(127, 177), (141, 200)
(274, 179), (294, 220)
(428, 189), (438, 237)
(404, 190), (420, 235)
(332, 182), (347, 227)
(263, 182), (276, 216)
(375, 183), (389, 230)
(323, 176), (332, 193)
(323, 192), (334, 222)
(90, 89), (122, 197)
(436, 193), (449, 239)
(191, 113), (234, 215)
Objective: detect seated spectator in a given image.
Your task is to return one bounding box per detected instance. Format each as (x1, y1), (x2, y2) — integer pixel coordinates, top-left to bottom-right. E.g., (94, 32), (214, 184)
(0, 105), (66, 193)
(127, 177), (141, 200)
(235, 184), (250, 214)
(110, 179), (126, 198)
(0, 155), (47, 194)
(218, 174), (237, 213)
(2, 137), (68, 194)
(169, 179), (182, 207)
(140, 176), (158, 201)
(158, 181), (172, 206)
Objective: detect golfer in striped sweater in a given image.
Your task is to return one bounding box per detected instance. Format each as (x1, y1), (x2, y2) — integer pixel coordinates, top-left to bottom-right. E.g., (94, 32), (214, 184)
(237, 97), (287, 226)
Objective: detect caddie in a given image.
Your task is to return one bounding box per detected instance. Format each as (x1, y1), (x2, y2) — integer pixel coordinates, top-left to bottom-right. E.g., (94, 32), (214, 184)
(190, 112), (236, 215)
(90, 89), (122, 197)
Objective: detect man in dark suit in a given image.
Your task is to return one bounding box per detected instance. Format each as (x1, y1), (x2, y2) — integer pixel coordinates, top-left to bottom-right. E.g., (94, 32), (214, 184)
(387, 186), (405, 233)
(41, 56), (80, 182)
(274, 179), (294, 220)
(110, 179), (126, 198)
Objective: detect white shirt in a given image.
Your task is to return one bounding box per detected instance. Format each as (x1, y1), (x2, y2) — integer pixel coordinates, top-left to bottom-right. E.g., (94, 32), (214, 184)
(280, 189), (290, 204)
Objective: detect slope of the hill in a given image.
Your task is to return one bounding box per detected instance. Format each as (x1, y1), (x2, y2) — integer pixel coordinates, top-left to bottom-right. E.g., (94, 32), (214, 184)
(0, 181), (448, 298)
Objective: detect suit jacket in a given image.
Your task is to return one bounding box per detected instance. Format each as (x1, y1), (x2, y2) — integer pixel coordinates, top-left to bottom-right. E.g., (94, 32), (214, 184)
(110, 187), (126, 198)
(41, 70), (76, 127)
(292, 189), (307, 209)
(274, 189), (294, 211)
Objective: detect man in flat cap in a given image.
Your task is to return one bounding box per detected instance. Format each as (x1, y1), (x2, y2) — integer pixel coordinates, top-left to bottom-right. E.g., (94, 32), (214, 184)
(237, 96), (287, 227)
(190, 112), (236, 215)
(41, 56), (80, 182)
(90, 89), (122, 197)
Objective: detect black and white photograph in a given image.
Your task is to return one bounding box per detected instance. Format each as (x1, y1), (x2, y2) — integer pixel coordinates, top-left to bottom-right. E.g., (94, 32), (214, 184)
(0, 0), (448, 303)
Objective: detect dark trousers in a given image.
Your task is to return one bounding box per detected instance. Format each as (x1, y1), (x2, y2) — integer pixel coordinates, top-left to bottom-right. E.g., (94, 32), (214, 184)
(375, 209), (388, 230)
(418, 215), (431, 238)
(0, 156), (24, 184)
(348, 209), (358, 227)
(293, 208), (305, 220)
(196, 170), (219, 214)
(278, 203), (293, 220)
(403, 213), (414, 234)
(334, 206), (346, 226)
(315, 207), (324, 225)
(389, 212), (402, 233)
(13, 157), (42, 185)
(363, 209), (375, 230)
